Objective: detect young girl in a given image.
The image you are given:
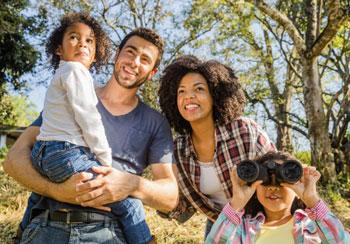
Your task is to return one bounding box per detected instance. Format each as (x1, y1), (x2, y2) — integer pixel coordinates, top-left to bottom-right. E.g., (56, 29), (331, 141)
(206, 151), (350, 243)
(21, 12), (152, 244)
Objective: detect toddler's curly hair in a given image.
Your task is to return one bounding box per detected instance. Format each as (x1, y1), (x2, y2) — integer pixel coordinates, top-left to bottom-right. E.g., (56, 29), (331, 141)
(46, 12), (111, 72)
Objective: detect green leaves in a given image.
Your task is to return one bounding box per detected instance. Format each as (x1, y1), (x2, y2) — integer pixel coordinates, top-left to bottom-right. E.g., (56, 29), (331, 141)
(0, 0), (46, 91)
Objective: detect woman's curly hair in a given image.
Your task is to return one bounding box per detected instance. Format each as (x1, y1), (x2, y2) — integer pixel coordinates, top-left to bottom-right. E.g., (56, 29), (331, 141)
(159, 55), (246, 134)
(244, 151), (306, 217)
(46, 12), (111, 72)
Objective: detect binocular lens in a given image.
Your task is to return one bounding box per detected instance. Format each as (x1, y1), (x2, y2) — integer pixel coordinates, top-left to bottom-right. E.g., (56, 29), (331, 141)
(237, 159), (303, 185)
(237, 160), (259, 183)
(280, 160), (303, 183)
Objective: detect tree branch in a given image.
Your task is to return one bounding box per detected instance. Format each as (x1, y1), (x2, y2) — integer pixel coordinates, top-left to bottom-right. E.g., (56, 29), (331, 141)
(310, 0), (349, 57)
(244, 0), (306, 54)
(255, 15), (303, 80)
(246, 92), (308, 137)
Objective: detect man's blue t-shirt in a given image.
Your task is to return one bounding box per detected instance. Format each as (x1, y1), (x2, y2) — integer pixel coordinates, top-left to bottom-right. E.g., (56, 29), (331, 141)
(30, 99), (174, 213)
(32, 99), (174, 175)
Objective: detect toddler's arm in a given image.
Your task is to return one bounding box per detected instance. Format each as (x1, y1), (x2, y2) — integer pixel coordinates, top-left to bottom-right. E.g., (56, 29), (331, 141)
(62, 62), (112, 165)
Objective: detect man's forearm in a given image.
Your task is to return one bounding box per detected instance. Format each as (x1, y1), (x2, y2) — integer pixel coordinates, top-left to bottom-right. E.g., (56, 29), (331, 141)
(4, 145), (56, 196)
(131, 164), (179, 213)
(3, 126), (55, 196)
(3, 126), (89, 205)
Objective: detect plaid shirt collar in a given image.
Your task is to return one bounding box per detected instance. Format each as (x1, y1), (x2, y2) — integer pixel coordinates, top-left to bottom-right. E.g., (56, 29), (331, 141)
(181, 124), (232, 158)
(179, 126), (233, 186)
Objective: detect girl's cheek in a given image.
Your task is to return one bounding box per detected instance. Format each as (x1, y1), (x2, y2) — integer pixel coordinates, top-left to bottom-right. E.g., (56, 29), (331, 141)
(256, 186), (265, 202)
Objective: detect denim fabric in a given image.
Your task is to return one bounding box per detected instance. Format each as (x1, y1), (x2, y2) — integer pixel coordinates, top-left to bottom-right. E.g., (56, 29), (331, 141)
(20, 211), (126, 244)
(25, 140), (152, 243)
(20, 193), (42, 231)
(112, 197), (152, 243)
(31, 141), (98, 183)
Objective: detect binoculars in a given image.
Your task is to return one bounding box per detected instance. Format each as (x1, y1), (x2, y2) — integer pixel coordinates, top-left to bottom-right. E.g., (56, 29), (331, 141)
(237, 159), (303, 186)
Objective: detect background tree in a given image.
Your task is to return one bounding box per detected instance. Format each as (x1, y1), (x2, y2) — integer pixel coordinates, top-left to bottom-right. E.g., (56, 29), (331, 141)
(0, 0), (46, 125)
(186, 0), (349, 181)
(319, 23), (350, 175)
(243, 0), (350, 181)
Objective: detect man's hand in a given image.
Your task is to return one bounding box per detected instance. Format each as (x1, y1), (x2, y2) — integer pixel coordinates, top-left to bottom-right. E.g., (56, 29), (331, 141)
(49, 172), (93, 204)
(75, 166), (140, 207)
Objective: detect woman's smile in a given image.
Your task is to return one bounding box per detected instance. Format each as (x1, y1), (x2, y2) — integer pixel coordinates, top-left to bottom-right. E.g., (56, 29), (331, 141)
(177, 72), (213, 123)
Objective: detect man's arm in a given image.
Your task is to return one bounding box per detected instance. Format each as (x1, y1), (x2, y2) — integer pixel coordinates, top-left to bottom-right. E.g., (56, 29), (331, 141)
(133, 163), (179, 212)
(3, 126), (91, 204)
(76, 163), (179, 213)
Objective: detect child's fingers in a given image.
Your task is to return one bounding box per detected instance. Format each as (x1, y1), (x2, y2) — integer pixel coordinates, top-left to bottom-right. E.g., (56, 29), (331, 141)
(303, 166), (321, 181)
(230, 165), (239, 186)
(230, 165), (246, 187)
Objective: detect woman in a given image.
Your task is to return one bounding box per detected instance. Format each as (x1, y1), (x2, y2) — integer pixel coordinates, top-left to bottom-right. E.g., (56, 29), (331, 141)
(158, 55), (275, 236)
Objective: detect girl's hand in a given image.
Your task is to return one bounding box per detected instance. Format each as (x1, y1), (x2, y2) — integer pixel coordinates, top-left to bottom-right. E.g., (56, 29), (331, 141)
(281, 166), (321, 208)
(230, 165), (262, 211)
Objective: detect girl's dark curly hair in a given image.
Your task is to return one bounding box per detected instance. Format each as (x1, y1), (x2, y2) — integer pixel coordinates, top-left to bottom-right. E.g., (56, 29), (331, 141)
(244, 151), (306, 217)
(46, 12), (111, 72)
(159, 55), (246, 134)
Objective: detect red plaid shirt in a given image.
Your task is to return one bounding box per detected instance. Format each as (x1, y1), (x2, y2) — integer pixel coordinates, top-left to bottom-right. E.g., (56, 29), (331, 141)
(171, 117), (275, 222)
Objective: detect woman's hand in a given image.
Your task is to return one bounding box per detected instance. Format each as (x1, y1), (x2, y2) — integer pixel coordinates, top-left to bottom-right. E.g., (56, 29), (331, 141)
(281, 166), (321, 208)
(230, 165), (262, 211)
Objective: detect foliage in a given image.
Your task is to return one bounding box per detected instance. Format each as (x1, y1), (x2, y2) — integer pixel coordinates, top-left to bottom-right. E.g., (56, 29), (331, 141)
(0, 0), (46, 127)
(0, 148), (8, 161)
(294, 151), (311, 165)
(0, 94), (38, 126)
(0, 0), (46, 91)
(0, 90), (16, 126)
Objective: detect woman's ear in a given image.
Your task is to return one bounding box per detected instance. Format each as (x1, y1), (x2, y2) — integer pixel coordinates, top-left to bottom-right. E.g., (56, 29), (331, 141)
(56, 46), (62, 56)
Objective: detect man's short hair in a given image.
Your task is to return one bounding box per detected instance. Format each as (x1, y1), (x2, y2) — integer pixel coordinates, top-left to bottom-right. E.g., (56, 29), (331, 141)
(118, 28), (164, 69)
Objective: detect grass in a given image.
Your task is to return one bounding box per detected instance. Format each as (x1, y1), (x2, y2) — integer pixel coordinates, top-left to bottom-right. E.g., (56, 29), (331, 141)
(0, 162), (349, 243)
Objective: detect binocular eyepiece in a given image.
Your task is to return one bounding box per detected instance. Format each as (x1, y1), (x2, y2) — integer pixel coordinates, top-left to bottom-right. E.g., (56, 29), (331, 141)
(237, 159), (303, 186)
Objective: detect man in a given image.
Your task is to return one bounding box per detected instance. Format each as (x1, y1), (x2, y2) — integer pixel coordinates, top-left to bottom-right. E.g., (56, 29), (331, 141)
(3, 28), (178, 243)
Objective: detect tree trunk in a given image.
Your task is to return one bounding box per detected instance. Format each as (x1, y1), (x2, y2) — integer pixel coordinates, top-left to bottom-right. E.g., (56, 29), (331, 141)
(262, 29), (294, 152)
(275, 94), (293, 152)
(301, 56), (335, 181)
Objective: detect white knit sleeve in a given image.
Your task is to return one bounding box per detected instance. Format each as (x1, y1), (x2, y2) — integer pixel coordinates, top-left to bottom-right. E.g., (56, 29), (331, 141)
(61, 62), (112, 166)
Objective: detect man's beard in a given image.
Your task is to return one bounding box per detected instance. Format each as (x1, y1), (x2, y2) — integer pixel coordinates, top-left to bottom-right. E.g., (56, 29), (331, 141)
(114, 69), (150, 89)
